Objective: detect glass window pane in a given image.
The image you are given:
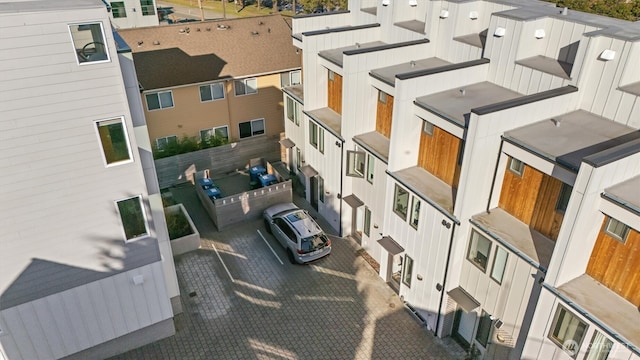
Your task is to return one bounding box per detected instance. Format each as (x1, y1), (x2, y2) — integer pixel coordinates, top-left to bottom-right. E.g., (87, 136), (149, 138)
(491, 247), (508, 284)
(235, 80), (245, 95)
(246, 78), (258, 94)
(467, 230), (491, 272)
(402, 255), (413, 287)
(394, 185), (409, 220)
(585, 331), (613, 360)
(215, 126), (229, 140)
(117, 196), (148, 240)
(200, 85), (213, 101)
(239, 122), (252, 138)
(252, 119), (264, 135)
(70, 23), (108, 63)
(319, 177), (324, 202)
(280, 73), (290, 87)
(346, 151), (365, 178)
(549, 306), (588, 357)
(140, 0), (155, 15)
(287, 98), (294, 121)
(145, 93), (160, 110)
(319, 128), (324, 154)
(212, 83), (225, 99)
(364, 207), (371, 236)
(410, 197), (420, 229)
(291, 70), (301, 85)
(97, 119), (131, 164)
(111, 2), (127, 18)
(475, 311), (492, 347)
(366, 154), (374, 184)
(159, 91), (173, 108)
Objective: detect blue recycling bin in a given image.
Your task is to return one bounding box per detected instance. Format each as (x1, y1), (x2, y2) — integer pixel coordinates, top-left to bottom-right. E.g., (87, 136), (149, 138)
(249, 165), (266, 182)
(206, 187), (222, 200)
(198, 178), (215, 190)
(259, 173), (278, 187)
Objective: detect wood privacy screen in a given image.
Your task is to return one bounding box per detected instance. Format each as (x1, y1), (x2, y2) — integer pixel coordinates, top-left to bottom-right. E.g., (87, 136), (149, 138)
(327, 72), (342, 115)
(417, 125), (462, 189)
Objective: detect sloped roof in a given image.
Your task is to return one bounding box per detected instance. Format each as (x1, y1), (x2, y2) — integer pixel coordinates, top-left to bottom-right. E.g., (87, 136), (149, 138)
(118, 14), (301, 90)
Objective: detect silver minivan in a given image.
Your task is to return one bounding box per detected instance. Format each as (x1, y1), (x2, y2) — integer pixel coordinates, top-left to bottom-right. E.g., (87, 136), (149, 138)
(263, 203), (331, 264)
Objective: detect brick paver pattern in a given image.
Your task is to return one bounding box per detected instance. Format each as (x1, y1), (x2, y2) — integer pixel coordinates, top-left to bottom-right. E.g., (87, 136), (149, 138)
(111, 185), (465, 360)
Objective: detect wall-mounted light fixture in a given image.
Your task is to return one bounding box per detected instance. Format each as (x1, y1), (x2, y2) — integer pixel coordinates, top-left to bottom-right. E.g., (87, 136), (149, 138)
(494, 27), (506, 37)
(132, 275), (145, 285)
(534, 29), (545, 39)
(600, 49), (616, 61)
(382, 0), (390, 6)
(469, 11), (478, 19)
(439, 9), (449, 18)
(409, 0), (417, 6)
(335, 140), (341, 147)
(417, 274), (424, 281)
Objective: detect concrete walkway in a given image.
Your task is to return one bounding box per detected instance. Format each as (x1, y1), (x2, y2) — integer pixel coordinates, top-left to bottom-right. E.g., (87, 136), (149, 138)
(110, 184), (467, 359)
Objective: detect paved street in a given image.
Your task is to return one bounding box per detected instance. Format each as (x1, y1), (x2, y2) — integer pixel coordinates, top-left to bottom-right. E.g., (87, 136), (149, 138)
(111, 184), (465, 359)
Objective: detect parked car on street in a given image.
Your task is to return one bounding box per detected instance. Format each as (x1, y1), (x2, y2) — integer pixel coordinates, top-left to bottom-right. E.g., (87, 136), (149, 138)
(263, 203), (331, 264)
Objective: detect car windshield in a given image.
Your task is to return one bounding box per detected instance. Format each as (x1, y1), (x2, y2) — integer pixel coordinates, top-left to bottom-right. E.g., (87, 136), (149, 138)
(301, 233), (329, 252)
(285, 210), (308, 223)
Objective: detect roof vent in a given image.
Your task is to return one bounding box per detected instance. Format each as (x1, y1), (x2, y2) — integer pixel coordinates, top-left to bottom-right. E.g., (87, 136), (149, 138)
(410, 60), (416, 68)
(153, 40), (160, 45)
(137, 41), (143, 47)
(217, 24), (230, 30)
(259, 21), (264, 25)
(551, 118), (561, 127)
(196, 27), (201, 32)
(251, 31), (259, 35)
(460, 88), (466, 96)
(355, 42), (361, 48)
(206, 27), (211, 31)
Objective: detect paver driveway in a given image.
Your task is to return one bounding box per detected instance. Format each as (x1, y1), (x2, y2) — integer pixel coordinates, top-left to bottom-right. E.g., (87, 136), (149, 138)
(111, 185), (464, 360)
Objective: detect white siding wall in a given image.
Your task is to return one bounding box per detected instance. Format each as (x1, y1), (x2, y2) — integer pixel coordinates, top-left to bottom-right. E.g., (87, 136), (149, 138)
(0, 262), (171, 360)
(292, 12), (355, 36)
(522, 290), (640, 360)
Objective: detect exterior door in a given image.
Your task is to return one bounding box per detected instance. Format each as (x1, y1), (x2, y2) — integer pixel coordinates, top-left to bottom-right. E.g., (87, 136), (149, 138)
(453, 309), (477, 347)
(351, 206), (363, 243)
(386, 253), (402, 293)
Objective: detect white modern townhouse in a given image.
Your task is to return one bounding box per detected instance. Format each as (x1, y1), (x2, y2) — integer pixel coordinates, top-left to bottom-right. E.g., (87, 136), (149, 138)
(0, 0), (180, 359)
(283, 0), (640, 359)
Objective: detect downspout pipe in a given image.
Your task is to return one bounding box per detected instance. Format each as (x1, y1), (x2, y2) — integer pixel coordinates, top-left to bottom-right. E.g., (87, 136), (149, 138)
(338, 140), (344, 237)
(434, 220), (456, 336)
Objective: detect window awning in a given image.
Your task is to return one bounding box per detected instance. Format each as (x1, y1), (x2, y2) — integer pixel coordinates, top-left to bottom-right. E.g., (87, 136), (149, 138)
(377, 236), (404, 255)
(279, 138), (295, 149)
(342, 194), (364, 208)
(447, 286), (480, 313)
(301, 164), (318, 178)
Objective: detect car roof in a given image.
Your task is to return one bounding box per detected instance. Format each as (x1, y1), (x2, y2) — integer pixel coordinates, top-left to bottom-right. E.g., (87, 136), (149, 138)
(264, 202), (298, 218)
(286, 210), (322, 237)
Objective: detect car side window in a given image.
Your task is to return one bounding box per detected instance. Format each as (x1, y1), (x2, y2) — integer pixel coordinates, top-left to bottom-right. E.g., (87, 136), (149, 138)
(274, 218), (296, 243)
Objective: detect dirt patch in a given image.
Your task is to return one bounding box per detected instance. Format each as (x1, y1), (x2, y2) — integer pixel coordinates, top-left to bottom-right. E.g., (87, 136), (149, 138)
(357, 249), (380, 273)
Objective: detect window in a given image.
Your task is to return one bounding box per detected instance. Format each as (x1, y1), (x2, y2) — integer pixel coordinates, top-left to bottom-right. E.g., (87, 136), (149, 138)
(378, 91), (387, 104)
(116, 196), (148, 241)
(296, 148), (302, 170)
(491, 246), (508, 284)
(556, 183), (573, 213)
(393, 185), (409, 220)
(402, 255), (413, 287)
(467, 230), (491, 272)
(423, 121), (434, 136)
(584, 331), (613, 360)
(346, 151), (365, 177)
(366, 154), (374, 184)
(239, 118), (264, 138)
(409, 197), (420, 229)
(318, 176), (325, 202)
(145, 91), (174, 111)
(281, 70), (301, 87)
(200, 126), (229, 144)
(475, 311), (492, 347)
(549, 305), (588, 358)
(274, 218), (296, 243)
(309, 122), (318, 148)
(508, 157), (524, 176)
(156, 135), (177, 150)
(200, 83), (225, 102)
(286, 97), (295, 121)
(111, 2), (127, 18)
(364, 207), (371, 236)
(96, 118), (132, 165)
(294, 101), (300, 126)
(69, 23), (109, 64)
(604, 217), (630, 243)
(140, 0), (155, 15)
(318, 127), (324, 154)
(234, 78), (258, 96)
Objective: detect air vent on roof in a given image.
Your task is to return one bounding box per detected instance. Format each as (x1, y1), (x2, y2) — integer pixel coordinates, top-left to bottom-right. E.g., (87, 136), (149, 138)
(217, 24), (230, 30)
(137, 41), (143, 47)
(206, 27), (211, 31)
(196, 27), (201, 32)
(251, 31), (259, 36)
(259, 21), (264, 25)
(153, 40), (160, 45)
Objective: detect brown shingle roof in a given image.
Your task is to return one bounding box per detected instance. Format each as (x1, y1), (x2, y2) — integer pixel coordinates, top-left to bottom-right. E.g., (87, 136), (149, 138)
(118, 14), (301, 90)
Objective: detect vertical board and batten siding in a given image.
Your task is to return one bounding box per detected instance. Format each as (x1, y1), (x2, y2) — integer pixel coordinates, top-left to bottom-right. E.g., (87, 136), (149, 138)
(578, 36), (640, 127)
(0, 262), (172, 360)
(498, 162), (564, 241)
(586, 219), (640, 306)
(328, 72), (343, 114)
(382, 179), (452, 331)
(417, 125), (461, 188)
(284, 95), (306, 156)
(549, 152), (640, 286)
(459, 233), (538, 348)
(375, 92), (393, 138)
(292, 12), (353, 36)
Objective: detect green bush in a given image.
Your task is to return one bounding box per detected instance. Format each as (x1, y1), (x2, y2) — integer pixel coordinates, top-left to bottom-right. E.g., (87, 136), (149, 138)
(153, 135), (230, 159)
(165, 209), (194, 240)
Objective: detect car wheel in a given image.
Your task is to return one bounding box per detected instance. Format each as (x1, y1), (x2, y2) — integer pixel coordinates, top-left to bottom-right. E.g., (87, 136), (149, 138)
(263, 218), (272, 234)
(287, 250), (296, 264)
